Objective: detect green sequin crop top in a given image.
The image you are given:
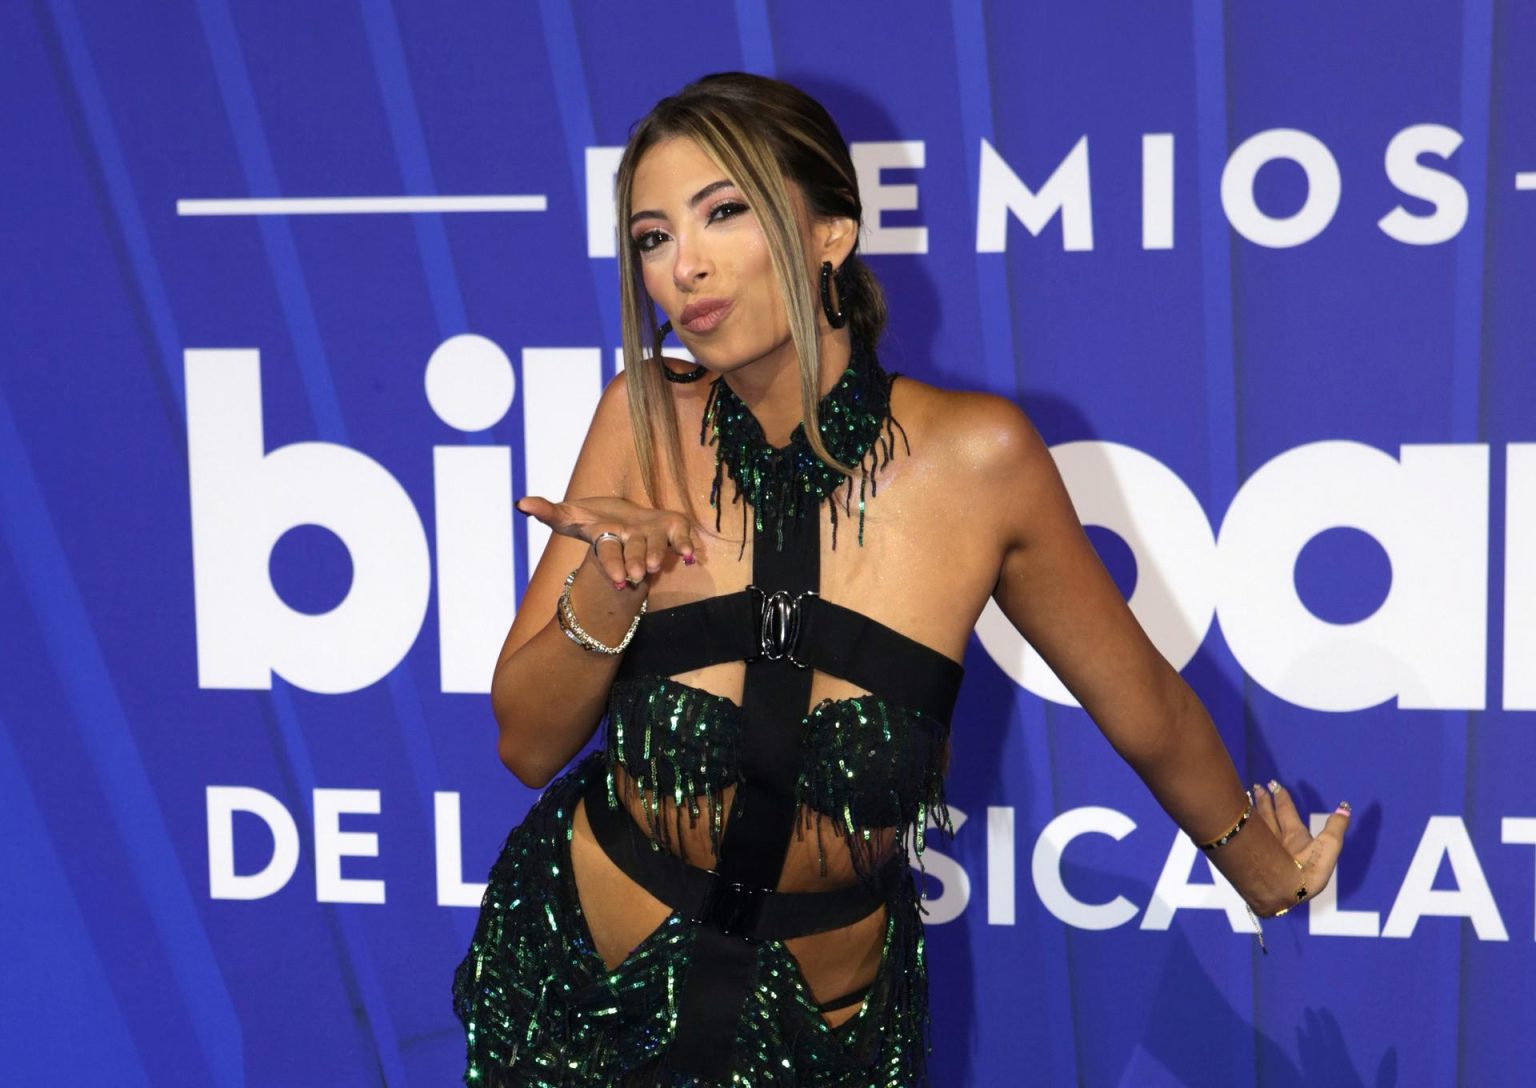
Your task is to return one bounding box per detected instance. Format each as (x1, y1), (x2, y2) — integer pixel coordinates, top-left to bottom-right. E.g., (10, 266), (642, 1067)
(604, 589), (966, 887)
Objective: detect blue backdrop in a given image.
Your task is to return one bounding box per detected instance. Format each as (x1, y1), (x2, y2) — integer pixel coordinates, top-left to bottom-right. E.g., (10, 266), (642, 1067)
(3, 2), (1533, 1085)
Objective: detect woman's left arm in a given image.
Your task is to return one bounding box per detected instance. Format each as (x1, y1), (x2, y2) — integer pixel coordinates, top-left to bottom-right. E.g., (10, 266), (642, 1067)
(966, 394), (1348, 916)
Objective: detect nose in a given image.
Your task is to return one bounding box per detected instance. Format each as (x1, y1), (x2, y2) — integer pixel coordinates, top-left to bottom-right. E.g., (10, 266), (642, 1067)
(671, 227), (711, 289)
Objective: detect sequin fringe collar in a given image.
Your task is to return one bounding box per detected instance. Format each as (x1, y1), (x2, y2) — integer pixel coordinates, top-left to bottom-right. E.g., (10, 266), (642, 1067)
(700, 337), (909, 555)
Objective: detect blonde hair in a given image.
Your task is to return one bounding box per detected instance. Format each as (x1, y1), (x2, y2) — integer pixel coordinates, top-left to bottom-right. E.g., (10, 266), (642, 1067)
(613, 72), (889, 528)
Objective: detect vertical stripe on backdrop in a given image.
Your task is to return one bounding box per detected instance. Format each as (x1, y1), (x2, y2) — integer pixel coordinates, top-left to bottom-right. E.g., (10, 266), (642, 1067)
(43, 0), (188, 414)
(735, 0), (777, 77)
(0, 711), (152, 1086)
(1452, 3), (1495, 1084)
(1190, 3), (1257, 1082)
(536, 0), (619, 354)
(1191, 3), (1239, 517)
(0, 380), (242, 1086)
(950, 2), (1077, 1084)
(357, 0), (472, 339)
(353, 0), (507, 957)
(266, 682), (406, 1086)
(534, 0), (615, 600)
(188, 0), (438, 1079)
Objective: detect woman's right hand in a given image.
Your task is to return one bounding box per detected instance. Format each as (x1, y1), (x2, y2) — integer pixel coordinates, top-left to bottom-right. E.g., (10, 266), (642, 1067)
(515, 495), (699, 589)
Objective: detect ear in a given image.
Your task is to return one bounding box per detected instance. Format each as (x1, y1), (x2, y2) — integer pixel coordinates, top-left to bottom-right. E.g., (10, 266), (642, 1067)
(814, 214), (858, 268)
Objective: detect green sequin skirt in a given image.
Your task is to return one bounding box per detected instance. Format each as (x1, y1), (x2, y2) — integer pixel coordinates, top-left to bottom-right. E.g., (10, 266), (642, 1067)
(451, 750), (935, 1086)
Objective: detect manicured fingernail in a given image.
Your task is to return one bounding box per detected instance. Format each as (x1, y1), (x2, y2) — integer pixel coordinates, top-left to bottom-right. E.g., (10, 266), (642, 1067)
(1253, 783), (1266, 796)
(613, 580), (626, 590)
(683, 554), (695, 565)
(1336, 801), (1352, 814)
(1267, 779), (1282, 793)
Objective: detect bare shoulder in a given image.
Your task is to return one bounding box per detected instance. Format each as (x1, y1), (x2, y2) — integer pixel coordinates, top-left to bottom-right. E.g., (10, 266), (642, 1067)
(586, 358), (705, 470)
(599, 359), (637, 414)
(891, 374), (1046, 474)
(891, 375), (1056, 553)
(610, 356), (717, 506)
(569, 364), (639, 500)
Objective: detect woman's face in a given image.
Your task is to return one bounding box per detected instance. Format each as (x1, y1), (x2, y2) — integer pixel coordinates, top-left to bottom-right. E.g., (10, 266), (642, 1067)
(628, 136), (814, 370)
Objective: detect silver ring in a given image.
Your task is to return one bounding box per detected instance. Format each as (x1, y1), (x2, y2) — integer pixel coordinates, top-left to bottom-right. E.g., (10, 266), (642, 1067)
(591, 531), (622, 553)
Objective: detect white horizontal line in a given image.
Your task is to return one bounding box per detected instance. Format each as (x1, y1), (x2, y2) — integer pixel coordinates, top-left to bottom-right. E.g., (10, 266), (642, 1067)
(1517, 172), (1536, 191)
(176, 195), (548, 216)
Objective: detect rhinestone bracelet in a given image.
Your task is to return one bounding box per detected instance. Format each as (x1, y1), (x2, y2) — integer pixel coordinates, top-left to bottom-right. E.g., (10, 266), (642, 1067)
(555, 567), (646, 655)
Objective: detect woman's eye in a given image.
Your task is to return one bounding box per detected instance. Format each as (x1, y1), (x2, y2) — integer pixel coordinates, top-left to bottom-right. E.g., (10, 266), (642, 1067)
(634, 229), (665, 253)
(709, 201), (748, 222)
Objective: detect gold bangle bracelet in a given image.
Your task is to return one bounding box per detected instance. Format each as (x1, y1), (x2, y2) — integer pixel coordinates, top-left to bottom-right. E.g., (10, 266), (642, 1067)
(1195, 789), (1254, 852)
(555, 567), (646, 654)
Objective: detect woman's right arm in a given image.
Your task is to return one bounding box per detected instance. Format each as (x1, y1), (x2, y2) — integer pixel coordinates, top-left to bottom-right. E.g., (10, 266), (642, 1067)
(490, 370), (697, 789)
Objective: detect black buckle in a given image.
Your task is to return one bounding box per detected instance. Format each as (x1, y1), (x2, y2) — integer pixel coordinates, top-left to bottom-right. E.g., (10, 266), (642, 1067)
(698, 873), (772, 939)
(746, 586), (817, 667)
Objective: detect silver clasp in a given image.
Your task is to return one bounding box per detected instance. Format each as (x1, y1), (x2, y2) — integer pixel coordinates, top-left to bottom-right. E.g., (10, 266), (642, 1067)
(746, 586), (817, 668)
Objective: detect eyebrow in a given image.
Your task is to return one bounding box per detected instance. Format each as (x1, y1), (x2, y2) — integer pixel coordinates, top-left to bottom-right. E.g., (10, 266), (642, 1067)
(628, 179), (736, 228)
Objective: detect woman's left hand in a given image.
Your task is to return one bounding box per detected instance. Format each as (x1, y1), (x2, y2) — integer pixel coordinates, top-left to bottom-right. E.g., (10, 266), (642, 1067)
(1252, 780), (1351, 915)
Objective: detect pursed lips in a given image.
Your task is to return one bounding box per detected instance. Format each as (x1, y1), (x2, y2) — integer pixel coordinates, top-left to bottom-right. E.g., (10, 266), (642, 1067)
(679, 298), (732, 325)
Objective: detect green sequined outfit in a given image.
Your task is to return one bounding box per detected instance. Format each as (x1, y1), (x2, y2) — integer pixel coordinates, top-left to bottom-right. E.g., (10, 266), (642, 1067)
(452, 738), (939, 1087)
(453, 339), (961, 1085)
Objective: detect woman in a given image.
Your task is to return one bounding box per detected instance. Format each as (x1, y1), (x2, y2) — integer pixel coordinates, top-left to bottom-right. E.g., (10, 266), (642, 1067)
(452, 71), (1349, 1086)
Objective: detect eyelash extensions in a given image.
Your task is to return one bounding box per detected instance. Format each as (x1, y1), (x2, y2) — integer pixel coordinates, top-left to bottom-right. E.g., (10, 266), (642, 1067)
(634, 200), (750, 253)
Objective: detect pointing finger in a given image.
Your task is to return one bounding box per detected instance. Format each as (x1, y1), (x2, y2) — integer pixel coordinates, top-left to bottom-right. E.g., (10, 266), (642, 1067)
(515, 495), (554, 520)
(516, 496), (579, 535)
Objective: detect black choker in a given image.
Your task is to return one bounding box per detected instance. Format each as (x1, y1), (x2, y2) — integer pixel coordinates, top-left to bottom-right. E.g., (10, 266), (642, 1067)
(662, 362), (708, 384)
(699, 337), (909, 555)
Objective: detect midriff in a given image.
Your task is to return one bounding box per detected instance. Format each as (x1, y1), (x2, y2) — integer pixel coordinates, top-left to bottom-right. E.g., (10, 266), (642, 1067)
(568, 762), (896, 1029)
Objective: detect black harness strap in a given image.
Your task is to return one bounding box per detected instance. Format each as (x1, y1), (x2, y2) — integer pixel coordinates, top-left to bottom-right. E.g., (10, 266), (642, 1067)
(615, 592), (757, 675)
(661, 511), (820, 1077)
(582, 769), (904, 940)
(616, 596), (964, 724)
(787, 597), (963, 723)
